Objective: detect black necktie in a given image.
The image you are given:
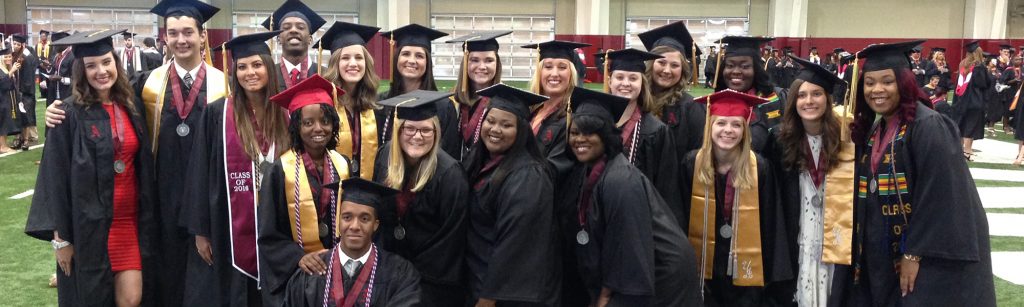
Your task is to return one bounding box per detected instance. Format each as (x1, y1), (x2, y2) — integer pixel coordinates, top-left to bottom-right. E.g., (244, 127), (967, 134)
(183, 72), (194, 91)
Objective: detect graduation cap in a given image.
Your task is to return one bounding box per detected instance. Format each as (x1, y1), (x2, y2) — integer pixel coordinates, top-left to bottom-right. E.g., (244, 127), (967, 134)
(39, 30), (50, 36)
(856, 39), (926, 72)
(50, 31), (71, 42)
(694, 89), (769, 120)
(718, 36), (775, 58)
(382, 24), (447, 50)
(789, 55), (844, 94)
(446, 31), (512, 52)
(315, 21), (380, 52)
(150, 0), (220, 24)
(636, 21), (701, 60)
(269, 75), (342, 113)
(212, 30), (281, 60)
(122, 32), (137, 40)
(52, 29), (127, 59)
(0, 46), (10, 56)
(602, 48), (663, 73)
(376, 90), (454, 121)
(569, 86), (628, 123)
(1000, 44), (1013, 51)
(964, 40), (980, 53)
(260, 0), (326, 34)
(341, 178), (398, 211)
(11, 34), (27, 44)
(810, 46), (818, 51)
(521, 40), (591, 61)
(911, 45), (922, 53)
(477, 83), (548, 120)
(833, 47), (845, 54)
(931, 47), (946, 53)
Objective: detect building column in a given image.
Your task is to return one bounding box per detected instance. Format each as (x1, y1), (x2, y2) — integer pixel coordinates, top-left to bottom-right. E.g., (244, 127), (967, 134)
(768, 0), (808, 38)
(574, 0), (610, 35)
(965, 0), (1008, 39)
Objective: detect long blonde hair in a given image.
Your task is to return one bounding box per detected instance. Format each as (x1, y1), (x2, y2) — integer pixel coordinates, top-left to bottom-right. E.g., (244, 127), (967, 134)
(384, 117), (441, 192)
(323, 45), (380, 111)
(960, 48), (985, 69)
(528, 58), (578, 115)
(693, 115), (755, 189)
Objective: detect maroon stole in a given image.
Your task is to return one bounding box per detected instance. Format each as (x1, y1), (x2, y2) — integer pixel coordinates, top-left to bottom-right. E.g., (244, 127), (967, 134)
(324, 245), (380, 307)
(223, 99), (260, 280)
(460, 97), (490, 144)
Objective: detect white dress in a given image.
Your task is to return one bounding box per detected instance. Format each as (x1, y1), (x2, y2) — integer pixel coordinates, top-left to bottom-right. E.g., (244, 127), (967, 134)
(795, 134), (834, 307)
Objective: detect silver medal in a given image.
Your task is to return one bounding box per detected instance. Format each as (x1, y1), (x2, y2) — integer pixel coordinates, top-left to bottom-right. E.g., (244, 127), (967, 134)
(176, 123), (190, 137)
(394, 225), (407, 240)
(869, 178), (878, 193)
(720, 224), (733, 239)
(811, 195), (822, 207)
(318, 222), (328, 236)
(114, 160), (126, 174)
(576, 230), (590, 245)
(351, 160), (360, 175)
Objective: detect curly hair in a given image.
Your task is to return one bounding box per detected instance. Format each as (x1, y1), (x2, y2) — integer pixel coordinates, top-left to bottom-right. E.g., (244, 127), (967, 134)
(288, 104), (341, 153)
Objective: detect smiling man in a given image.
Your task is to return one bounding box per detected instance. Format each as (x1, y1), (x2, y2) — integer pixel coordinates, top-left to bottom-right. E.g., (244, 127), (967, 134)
(285, 178), (422, 307)
(262, 0), (327, 91)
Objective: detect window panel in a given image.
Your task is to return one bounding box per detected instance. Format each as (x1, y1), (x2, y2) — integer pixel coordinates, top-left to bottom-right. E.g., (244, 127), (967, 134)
(626, 17), (749, 82)
(432, 14), (555, 81)
(28, 7), (159, 52)
(232, 12), (357, 60)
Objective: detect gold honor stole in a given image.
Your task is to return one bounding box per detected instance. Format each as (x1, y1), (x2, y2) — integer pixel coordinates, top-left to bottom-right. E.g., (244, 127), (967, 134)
(281, 150), (350, 254)
(336, 107), (378, 180)
(141, 63), (226, 152)
(688, 151), (765, 286)
(821, 140), (856, 265)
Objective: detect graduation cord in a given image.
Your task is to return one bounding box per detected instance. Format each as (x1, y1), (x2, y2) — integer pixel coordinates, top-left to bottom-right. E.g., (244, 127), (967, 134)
(293, 155), (304, 249)
(321, 245), (380, 307)
(888, 130), (911, 254)
(699, 184), (710, 299)
(626, 118), (641, 164)
(292, 152), (340, 248)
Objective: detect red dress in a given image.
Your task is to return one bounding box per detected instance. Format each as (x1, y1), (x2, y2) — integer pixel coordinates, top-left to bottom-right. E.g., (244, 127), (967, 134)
(103, 103), (142, 272)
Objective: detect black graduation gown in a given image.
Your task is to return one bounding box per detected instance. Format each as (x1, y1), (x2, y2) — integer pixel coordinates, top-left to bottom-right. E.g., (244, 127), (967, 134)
(535, 112), (575, 182)
(659, 93), (707, 162)
(142, 51), (163, 73)
(555, 154), (701, 306)
(835, 103), (995, 307)
(371, 142), (471, 307)
(925, 61), (952, 94)
(751, 88), (788, 154)
(466, 156), (561, 306)
(766, 58), (780, 86)
(910, 59), (930, 88)
(952, 64), (991, 140)
(999, 68), (1019, 118)
(679, 151), (793, 307)
(258, 154), (345, 305)
(275, 60), (323, 92)
(130, 66), (217, 307)
(46, 51), (75, 106)
(179, 99), (264, 306)
(24, 96), (160, 307)
(16, 53), (39, 127)
(452, 96), (490, 161)
(629, 113), (684, 225)
(0, 70), (18, 135)
(284, 248), (422, 307)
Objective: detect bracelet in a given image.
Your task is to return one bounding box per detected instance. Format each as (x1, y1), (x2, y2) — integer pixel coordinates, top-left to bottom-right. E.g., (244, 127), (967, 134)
(903, 254), (921, 262)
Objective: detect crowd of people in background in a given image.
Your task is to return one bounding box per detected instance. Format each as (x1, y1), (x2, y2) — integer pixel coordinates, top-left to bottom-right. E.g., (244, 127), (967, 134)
(2, 0), (1005, 306)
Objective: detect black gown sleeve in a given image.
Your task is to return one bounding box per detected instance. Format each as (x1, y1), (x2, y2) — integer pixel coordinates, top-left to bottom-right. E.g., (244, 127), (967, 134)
(284, 253), (329, 307)
(257, 161), (310, 295)
(757, 155), (793, 285)
(436, 99), (463, 160)
(642, 123), (684, 225)
(379, 253), (423, 307)
(596, 165), (656, 305)
(415, 159), (471, 284)
(903, 109), (985, 261)
(682, 96), (707, 153)
(25, 102), (76, 241)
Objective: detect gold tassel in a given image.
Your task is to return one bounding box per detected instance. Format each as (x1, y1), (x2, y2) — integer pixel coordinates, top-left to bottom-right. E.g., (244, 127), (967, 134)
(389, 32), (396, 81)
(841, 55), (860, 143)
(691, 42), (699, 85)
(317, 39), (323, 76)
(460, 41), (470, 97)
(711, 41), (725, 90)
(222, 42), (231, 97)
(602, 49), (613, 93)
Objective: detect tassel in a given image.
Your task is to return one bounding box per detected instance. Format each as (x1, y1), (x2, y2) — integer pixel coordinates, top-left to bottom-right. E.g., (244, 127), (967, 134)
(317, 39), (323, 75)
(389, 32), (396, 81)
(841, 55), (860, 143)
(459, 40), (471, 97)
(711, 41), (725, 90)
(602, 49), (613, 93)
(691, 42), (699, 85)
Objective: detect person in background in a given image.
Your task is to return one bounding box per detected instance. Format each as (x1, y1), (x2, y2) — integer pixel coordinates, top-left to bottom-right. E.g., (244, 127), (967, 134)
(705, 45), (718, 88)
(140, 37), (162, 71)
(117, 32), (148, 76)
(9, 34), (39, 150)
(594, 47), (605, 83)
(999, 55), (1021, 135)
(261, 0), (326, 91)
(42, 31), (74, 109)
(954, 40), (991, 160)
(1, 46), (22, 152)
(713, 36), (786, 153)
(638, 21), (707, 157)
(909, 46), (929, 87)
(926, 47), (951, 93)
(808, 46), (821, 65)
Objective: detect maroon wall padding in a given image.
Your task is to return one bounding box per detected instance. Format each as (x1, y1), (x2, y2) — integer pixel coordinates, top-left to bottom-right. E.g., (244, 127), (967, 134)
(772, 37), (1024, 66)
(0, 24), (28, 37)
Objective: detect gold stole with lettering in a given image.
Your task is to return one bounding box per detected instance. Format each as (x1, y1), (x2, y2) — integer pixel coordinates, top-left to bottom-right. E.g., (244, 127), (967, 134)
(821, 140), (856, 264)
(281, 150), (350, 254)
(688, 151), (765, 286)
(141, 63), (226, 152)
(336, 107), (378, 180)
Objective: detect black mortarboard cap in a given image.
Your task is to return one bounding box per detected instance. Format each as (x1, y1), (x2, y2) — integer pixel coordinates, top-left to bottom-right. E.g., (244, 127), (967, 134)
(833, 47), (845, 54)
(602, 48), (662, 73)
(261, 0), (326, 34)
(315, 21), (380, 52)
(11, 34), (27, 44)
(151, 0), (220, 24)
(0, 46), (10, 56)
(521, 40), (591, 61)
(857, 39), (926, 72)
(445, 31), (512, 52)
(719, 36), (775, 57)
(39, 30), (50, 35)
(341, 178), (397, 211)
(376, 90), (454, 121)
(569, 86), (628, 123)
(52, 29), (126, 59)
(1000, 44), (1012, 50)
(789, 55), (844, 94)
(212, 30), (281, 60)
(911, 45), (922, 53)
(382, 24), (447, 50)
(931, 47), (946, 53)
(477, 83), (548, 120)
(965, 40), (980, 52)
(637, 21), (701, 60)
(50, 31), (71, 42)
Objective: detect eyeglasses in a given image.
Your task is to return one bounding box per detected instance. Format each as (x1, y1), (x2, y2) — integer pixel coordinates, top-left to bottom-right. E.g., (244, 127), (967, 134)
(401, 126), (435, 137)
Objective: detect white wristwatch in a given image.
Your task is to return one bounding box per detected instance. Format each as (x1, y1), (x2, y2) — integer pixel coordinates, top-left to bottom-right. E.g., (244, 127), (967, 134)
(51, 240), (70, 250)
